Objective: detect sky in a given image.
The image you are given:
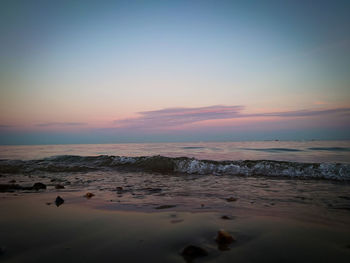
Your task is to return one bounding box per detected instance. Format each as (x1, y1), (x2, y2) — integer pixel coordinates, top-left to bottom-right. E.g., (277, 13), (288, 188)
(0, 0), (350, 144)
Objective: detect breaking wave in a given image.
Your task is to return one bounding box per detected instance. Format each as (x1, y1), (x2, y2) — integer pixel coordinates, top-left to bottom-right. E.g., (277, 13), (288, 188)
(0, 155), (349, 181)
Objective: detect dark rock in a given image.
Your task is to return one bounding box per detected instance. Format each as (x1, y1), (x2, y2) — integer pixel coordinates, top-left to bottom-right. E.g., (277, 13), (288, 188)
(32, 182), (46, 190)
(46, 202), (52, 205)
(226, 197), (237, 202)
(9, 179), (16, 183)
(1, 183), (48, 192)
(55, 196), (64, 207)
(181, 245), (208, 262)
(155, 205), (176, 209)
(55, 184), (65, 189)
(84, 192), (95, 199)
(0, 184), (23, 192)
(116, 187), (126, 194)
(221, 215), (232, 220)
(216, 229), (235, 245)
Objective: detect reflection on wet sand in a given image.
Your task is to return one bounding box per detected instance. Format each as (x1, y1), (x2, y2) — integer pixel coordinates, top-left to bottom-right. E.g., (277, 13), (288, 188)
(0, 192), (350, 263)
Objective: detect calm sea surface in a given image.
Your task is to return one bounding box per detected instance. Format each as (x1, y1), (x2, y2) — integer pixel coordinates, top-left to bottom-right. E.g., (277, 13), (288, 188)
(1, 140), (350, 163)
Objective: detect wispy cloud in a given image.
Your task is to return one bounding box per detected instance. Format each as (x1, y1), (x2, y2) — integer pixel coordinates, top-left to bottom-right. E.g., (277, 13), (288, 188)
(247, 108), (350, 118)
(114, 105), (244, 128)
(113, 105), (350, 130)
(36, 122), (87, 127)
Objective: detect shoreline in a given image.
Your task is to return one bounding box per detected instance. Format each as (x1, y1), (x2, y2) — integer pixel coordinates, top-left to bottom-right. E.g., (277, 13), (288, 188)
(1, 191), (350, 262)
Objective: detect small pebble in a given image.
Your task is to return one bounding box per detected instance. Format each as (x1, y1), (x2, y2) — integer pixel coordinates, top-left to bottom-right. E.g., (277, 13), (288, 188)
(55, 196), (64, 207)
(84, 192), (95, 199)
(181, 245), (208, 261)
(226, 197), (237, 202)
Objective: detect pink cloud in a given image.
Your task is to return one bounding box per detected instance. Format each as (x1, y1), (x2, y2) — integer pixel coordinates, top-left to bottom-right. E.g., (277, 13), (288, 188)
(113, 105), (350, 130)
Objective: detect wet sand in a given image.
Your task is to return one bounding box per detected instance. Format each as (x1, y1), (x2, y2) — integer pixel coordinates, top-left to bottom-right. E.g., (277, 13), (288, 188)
(1, 192), (350, 263)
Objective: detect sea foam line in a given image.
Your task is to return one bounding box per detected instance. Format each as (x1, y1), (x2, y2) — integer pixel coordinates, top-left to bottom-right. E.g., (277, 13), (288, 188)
(0, 155), (349, 181)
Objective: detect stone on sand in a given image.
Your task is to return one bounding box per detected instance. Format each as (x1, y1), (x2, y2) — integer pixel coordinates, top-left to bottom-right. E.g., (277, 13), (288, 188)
(181, 245), (208, 261)
(155, 205), (176, 209)
(216, 229), (235, 244)
(55, 196), (64, 207)
(84, 192), (95, 199)
(32, 182), (46, 190)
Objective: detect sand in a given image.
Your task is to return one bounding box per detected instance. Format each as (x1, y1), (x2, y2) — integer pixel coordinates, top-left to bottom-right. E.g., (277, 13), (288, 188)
(1, 191), (350, 263)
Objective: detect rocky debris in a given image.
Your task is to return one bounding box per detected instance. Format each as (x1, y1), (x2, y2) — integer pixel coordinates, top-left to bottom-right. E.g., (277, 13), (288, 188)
(84, 192), (95, 199)
(46, 202), (52, 205)
(155, 205), (176, 209)
(32, 182), (46, 191)
(221, 215), (232, 220)
(116, 186), (126, 194)
(215, 230), (235, 250)
(216, 230), (235, 244)
(0, 184), (25, 192)
(55, 196), (64, 207)
(55, 184), (65, 189)
(181, 245), (208, 262)
(226, 197), (237, 202)
(0, 183), (47, 192)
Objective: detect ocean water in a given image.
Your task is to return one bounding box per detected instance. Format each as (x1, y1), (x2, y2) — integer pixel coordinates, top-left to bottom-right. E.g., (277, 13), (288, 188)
(1, 141), (350, 179)
(1, 141), (350, 217)
(1, 140), (350, 163)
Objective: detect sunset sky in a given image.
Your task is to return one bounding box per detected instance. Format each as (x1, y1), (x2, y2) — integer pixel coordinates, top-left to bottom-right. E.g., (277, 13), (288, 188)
(1, 0), (350, 144)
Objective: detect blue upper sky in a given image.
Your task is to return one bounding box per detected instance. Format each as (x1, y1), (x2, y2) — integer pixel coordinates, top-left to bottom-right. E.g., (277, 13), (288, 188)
(1, 0), (349, 144)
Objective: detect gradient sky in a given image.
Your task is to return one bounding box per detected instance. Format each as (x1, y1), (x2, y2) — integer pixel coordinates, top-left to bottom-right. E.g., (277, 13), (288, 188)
(1, 0), (350, 144)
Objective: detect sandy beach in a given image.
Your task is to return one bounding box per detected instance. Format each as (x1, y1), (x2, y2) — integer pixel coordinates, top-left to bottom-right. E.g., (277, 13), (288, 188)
(1, 188), (350, 263)
(1, 143), (350, 262)
(2, 0), (350, 261)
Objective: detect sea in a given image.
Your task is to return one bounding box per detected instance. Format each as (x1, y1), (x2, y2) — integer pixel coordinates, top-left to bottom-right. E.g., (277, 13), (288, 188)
(1, 140), (350, 217)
